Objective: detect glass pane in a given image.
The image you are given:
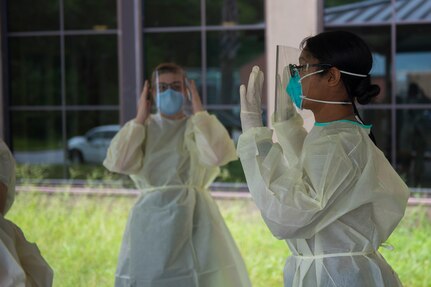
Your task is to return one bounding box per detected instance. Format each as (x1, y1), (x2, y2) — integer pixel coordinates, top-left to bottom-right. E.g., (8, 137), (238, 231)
(207, 30), (265, 105)
(396, 24), (431, 104)
(143, 32), (201, 80)
(12, 111), (63, 164)
(358, 109), (392, 159)
(7, 0), (59, 32)
(397, 109), (431, 187)
(66, 111), (119, 165)
(207, 108), (267, 144)
(206, 0), (264, 25)
(65, 35), (118, 105)
(64, 0), (117, 30)
(325, 27), (392, 104)
(143, 0), (200, 27)
(9, 37), (61, 106)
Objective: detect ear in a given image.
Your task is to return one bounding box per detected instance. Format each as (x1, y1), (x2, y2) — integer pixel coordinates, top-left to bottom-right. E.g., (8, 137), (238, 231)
(327, 67), (342, 87)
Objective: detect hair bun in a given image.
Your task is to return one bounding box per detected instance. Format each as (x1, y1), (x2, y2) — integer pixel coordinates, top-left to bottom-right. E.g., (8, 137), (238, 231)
(353, 76), (380, 105)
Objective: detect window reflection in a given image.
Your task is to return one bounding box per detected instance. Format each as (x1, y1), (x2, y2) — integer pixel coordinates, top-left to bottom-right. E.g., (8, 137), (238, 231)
(7, 0), (59, 32)
(66, 111), (119, 164)
(207, 30), (265, 105)
(144, 32), (201, 80)
(208, 108), (266, 144)
(64, 0), (117, 30)
(396, 25), (431, 104)
(206, 0), (264, 26)
(358, 109), (392, 159)
(9, 37), (61, 106)
(143, 0), (200, 27)
(65, 35), (118, 105)
(11, 111), (63, 164)
(397, 109), (431, 187)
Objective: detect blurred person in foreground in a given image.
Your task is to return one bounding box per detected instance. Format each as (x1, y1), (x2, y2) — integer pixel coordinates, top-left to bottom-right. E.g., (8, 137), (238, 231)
(104, 63), (251, 287)
(237, 31), (409, 286)
(0, 139), (53, 286)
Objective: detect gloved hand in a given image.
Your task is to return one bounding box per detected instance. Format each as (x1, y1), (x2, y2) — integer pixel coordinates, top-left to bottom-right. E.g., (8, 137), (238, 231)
(274, 66), (296, 122)
(240, 66), (264, 131)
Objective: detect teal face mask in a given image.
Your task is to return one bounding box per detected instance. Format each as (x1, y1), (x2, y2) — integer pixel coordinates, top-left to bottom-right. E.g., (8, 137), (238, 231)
(286, 73), (304, 109)
(286, 67), (324, 109)
(156, 89), (184, 115)
(285, 63), (367, 109)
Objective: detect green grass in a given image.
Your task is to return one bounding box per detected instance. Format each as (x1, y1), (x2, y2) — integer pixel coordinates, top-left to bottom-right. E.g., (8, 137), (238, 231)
(5, 192), (431, 287)
(15, 159), (245, 183)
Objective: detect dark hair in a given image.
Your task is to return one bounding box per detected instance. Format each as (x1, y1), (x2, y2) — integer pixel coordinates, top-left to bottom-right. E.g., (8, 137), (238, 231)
(300, 30), (380, 105)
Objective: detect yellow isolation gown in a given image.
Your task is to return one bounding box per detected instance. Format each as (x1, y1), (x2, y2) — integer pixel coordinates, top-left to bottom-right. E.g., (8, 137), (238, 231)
(237, 114), (409, 287)
(0, 140), (53, 287)
(104, 111), (252, 287)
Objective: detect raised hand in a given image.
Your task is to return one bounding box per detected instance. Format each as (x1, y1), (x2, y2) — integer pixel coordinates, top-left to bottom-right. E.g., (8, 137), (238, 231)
(135, 80), (152, 124)
(239, 66), (264, 131)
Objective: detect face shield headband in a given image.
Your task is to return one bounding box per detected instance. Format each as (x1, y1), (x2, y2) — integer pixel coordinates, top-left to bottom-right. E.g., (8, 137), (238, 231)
(286, 63), (368, 109)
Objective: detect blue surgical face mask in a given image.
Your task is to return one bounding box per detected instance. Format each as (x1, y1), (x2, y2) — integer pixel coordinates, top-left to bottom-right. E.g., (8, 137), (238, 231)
(156, 89), (184, 115)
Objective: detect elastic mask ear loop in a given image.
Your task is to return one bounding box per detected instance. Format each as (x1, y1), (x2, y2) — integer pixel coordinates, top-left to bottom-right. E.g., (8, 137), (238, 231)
(299, 69), (324, 82)
(300, 69), (352, 105)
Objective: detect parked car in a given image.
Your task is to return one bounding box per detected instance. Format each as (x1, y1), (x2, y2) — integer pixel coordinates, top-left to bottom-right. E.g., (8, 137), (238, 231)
(67, 125), (120, 164)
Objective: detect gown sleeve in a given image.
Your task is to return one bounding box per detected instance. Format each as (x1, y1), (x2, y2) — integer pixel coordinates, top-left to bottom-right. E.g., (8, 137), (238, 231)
(189, 111), (237, 167)
(0, 141), (16, 215)
(237, 124), (361, 239)
(103, 120), (147, 175)
(272, 113), (308, 167)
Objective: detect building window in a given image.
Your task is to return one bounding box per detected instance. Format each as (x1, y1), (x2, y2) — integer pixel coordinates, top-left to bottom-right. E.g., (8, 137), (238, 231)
(4, 0), (119, 179)
(142, 0), (266, 139)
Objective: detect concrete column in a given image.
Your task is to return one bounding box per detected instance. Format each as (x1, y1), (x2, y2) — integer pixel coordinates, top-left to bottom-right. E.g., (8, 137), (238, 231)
(117, 0), (143, 124)
(265, 0), (319, 130)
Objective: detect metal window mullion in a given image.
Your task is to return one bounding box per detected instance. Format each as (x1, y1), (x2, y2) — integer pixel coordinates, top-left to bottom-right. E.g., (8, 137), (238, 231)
(117, 0), (143, 124)
(201, 0), (207, 106)
(134, 0), (143, 107)
(143, 23), (265, 33)
(391, 0), (397, 167)
(8, 30), (119, 37)
(60, 0), (68, 177)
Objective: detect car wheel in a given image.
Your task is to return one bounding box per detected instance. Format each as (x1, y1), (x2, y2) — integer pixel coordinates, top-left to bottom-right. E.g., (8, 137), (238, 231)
(69, 150), (84, 164)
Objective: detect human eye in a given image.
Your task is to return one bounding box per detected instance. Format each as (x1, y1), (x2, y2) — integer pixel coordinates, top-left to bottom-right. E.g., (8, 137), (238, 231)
(172, 83), (182, 91)
(158, 83), (168, 92)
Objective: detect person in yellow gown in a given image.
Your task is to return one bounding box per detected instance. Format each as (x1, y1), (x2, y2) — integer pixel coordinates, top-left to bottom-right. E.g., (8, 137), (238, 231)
(104, 63), (251, 287)
(0, 139), (53, 286)
(237, 31), (409, 287)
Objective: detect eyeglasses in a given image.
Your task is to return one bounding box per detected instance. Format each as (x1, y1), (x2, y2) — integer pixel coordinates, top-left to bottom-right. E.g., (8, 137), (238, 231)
(289, 63), (332, 78)
(156, 82), (183, 92)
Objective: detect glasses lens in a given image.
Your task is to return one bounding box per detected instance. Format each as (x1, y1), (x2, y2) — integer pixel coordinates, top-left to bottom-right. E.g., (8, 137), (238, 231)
(158, 83), (169, 92)
(171, 83), (183, 91)
(289, 64), (298, 78)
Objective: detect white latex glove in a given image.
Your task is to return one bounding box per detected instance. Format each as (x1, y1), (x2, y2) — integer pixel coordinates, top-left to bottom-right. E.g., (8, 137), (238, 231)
(274, 66), (297, 122)
(240, 66), (264, 131)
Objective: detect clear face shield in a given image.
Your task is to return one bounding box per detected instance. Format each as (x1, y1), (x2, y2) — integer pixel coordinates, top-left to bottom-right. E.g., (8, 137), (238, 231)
(154, 70), (192, 116)
(276, 45), (334, 113)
